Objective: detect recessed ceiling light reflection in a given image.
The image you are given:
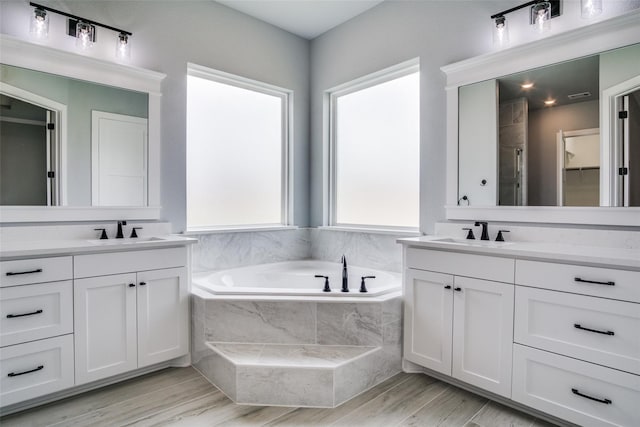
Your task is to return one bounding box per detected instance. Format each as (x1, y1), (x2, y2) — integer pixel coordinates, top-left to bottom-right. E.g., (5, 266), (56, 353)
(544, 99), (556, 106)
(521, 83), (534, 89)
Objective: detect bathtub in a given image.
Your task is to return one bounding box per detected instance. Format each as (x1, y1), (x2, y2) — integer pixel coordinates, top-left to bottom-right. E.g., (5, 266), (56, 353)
(192, 260), (401, 297)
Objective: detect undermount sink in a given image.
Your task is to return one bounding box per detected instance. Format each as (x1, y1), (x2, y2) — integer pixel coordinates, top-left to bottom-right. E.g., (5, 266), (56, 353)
(87, 237), (167, 245)
(430, 237), (514, 247)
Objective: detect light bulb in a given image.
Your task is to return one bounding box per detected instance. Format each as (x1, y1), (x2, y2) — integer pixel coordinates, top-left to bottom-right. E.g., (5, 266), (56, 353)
(581, 0), (603, 18)
(493, 16), (509, 47)
(29, 7), (49, 39)
(76, 21), (94, 50)
(116, 33), (131, 60)
(532, 2), (551, 33)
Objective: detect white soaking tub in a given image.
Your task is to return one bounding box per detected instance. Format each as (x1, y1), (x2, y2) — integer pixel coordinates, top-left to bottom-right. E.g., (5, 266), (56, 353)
(192, 260), (401, 297)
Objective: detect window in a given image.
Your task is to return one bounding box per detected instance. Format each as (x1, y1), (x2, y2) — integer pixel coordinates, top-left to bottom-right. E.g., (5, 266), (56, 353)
(329, 61), (420, 230)
(186, 64), (291, 231)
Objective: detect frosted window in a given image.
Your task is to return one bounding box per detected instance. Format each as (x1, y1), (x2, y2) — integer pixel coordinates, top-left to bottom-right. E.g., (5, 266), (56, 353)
(334, 72), (419, 228)
(187, 74), (285, 229)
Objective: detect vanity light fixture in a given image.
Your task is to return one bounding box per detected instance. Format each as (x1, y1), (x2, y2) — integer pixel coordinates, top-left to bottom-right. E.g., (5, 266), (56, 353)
(116, 32), (131, 59)
(531, 1), (552, 33)
(29, 2), (132, 59)
(581, 0), (603, 19)
(490, 0), (561, 46)
(29, 6), (49, 39)
(493, 16), (509, 47)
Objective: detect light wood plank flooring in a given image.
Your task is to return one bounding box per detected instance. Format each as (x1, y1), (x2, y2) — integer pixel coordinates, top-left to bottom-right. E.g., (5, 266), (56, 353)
(1, 367), (558, 427)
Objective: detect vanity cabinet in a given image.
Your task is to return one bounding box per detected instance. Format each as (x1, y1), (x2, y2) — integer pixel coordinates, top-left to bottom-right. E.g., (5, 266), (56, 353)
(404, 249), (514, 398)
(0, 245), (191, 410)
(512, 259), (640, 427)
(74, 248), (188, 385)
(0, 256), (75, 406)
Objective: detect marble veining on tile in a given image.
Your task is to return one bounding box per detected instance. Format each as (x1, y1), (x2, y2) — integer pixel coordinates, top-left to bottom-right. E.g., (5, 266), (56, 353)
(316, 302), (383, 346)
(205, 300), (317, 344)
(236, 366), (334, 407)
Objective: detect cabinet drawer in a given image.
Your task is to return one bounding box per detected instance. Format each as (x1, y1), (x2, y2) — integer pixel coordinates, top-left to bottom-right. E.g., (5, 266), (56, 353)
(74, 247), (187, 278)
(1, 281), (73, 347)
(0, 257), (72, 288)
(512, 344), (640, 427)
(0, 334), (74, 407)
(406, 248), (514, 283)
(515, 287), (640, 375)
(515, 260), (640, 303)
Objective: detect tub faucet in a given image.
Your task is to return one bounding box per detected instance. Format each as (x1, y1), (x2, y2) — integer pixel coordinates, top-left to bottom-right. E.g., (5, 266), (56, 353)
(341, 255), (349, 292)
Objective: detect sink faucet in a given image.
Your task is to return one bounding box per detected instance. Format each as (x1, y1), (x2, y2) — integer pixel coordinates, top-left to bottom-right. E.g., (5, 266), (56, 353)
(116, 220), (127, 239)
(474, 221), (489, 241)
(341, 255), (349, 292)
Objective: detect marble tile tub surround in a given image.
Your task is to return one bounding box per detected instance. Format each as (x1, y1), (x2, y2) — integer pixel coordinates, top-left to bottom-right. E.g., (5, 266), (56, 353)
(191, 227), (404, 273)
(192, 291), (403, 407)
(191, 228), (312, 272)
(435, 222), (640, 249)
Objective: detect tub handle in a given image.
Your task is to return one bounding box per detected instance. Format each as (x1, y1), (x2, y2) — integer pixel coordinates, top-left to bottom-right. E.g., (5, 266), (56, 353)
(315, 275), (331, 292)
(360, 276), (376, 293)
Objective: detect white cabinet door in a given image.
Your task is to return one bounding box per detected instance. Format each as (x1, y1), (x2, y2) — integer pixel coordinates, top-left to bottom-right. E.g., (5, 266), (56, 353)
(404, 269), (453, 375)
(137, 267), (188, 367)
(74, 273), (138, 385)
(452, 276), (514, 398)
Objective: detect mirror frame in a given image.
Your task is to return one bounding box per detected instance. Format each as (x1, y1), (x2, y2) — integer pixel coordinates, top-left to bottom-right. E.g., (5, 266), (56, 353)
(0, 34), (165, 222)
(442, 10), (640, 226)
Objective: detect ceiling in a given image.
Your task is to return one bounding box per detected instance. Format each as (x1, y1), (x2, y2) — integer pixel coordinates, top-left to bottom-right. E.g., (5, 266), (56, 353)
(214, 0), (385, 39)
(498, 55), (600, 111)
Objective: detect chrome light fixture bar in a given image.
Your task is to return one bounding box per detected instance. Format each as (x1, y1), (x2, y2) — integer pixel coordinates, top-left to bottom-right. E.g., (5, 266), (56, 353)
(29, 2), (132, 58)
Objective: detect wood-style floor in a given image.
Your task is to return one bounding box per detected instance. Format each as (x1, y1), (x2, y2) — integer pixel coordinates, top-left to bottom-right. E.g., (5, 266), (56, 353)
(1, 367), (557, 427)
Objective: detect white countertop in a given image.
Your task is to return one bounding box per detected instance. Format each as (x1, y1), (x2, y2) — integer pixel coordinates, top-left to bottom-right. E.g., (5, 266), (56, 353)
(0, 235), (198, 259)
(398, 236), (640, 270)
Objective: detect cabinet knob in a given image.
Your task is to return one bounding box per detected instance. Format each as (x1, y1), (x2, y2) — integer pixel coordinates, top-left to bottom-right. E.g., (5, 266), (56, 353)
(128, 283), (135, 287)
(139, 282), (147, 286)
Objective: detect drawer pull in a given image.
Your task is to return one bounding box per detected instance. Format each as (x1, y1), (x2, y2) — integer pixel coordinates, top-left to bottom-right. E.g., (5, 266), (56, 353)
(574, 277), (615, 286)
(139, 282), (147, 286)
(129, 283), (136, 287)
(454, 287), (462, 292)
(5, 268), (43, 276)
(444, 285), (452, 289)
(574, 323), (615, 336)
(571, 388), (612, 405)
(8, 365), (44, 377)
(6, 309), (43, 319)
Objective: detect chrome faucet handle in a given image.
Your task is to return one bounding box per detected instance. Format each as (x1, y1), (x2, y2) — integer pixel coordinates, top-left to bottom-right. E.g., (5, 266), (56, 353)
(315, 275), (331, 292)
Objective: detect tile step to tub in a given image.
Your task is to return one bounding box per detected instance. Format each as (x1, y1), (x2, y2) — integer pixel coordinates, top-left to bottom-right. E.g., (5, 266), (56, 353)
(207, 342), (380, 369)
(198, 342), (398, 407)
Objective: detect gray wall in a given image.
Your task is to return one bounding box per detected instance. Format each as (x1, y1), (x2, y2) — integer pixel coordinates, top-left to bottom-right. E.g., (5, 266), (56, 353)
(308, 1), (640, 233)
(309, 1), (497, 233)
(528, 100), (599, 206)
(0, 1), (310, 230)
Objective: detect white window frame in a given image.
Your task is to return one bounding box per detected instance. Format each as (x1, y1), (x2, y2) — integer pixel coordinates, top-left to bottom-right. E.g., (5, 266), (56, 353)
(325, 58), (420, 233)
(186, 63), (293, 232)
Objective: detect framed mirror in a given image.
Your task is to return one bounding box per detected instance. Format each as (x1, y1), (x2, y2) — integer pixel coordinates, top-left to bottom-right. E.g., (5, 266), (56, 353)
(442, 10), (640, 226)
(0, 35), (165, 222)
